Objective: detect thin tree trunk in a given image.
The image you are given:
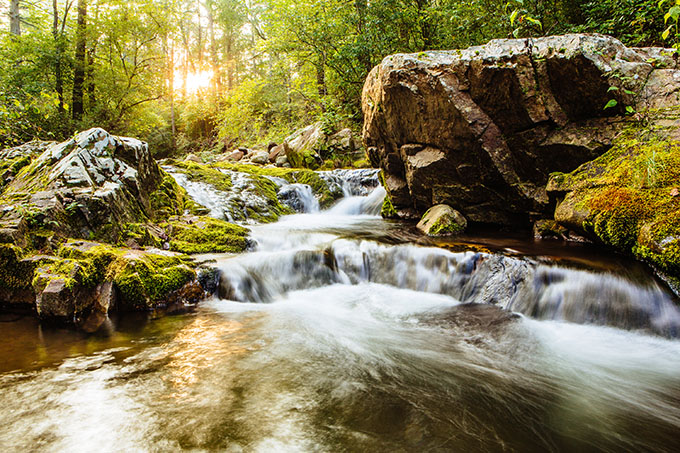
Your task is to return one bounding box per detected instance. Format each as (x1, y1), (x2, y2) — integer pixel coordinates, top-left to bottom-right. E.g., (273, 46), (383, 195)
(169, 39), (176, 149)
(52, 0), (64, 112)
(316, 59), (327, 98)
(197, 0), (203, 67)
(226, 35), (233, 91)
(9, 0), (21, 35)
(72, 0), (87, 121)
(316, 57), (327, 113)
(207, 0), (220, 95)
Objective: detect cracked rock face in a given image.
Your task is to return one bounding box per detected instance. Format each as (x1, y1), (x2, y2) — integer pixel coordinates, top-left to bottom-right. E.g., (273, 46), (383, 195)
(0, 128), (163, 239)
(362, 34), (680, 226)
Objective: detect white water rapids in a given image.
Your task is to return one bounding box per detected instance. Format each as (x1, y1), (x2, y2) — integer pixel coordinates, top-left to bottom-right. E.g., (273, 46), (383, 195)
(1, 169), (679, 452)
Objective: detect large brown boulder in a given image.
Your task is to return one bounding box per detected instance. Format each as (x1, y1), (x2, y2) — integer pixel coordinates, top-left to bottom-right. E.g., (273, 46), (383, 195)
(362, 34), (680, 226)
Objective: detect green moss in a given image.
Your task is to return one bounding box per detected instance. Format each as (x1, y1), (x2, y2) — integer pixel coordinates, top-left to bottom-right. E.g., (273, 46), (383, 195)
(554, 131), (680, 282)
(171, 161), (233, 192)
(381, 192), (397, 218)
(215, 162), (340, 206)
(378, 171), (397, 218)
(58, 241), (197, 310)
(118, 223), (163, 248)
(0, 155), (32, 191)
(149, 173), (189, 220)
(163, 216), (250, 254)
(0, 244), (35, 291)
(428, 215), (465, 236)
(111, 256), (195, 310)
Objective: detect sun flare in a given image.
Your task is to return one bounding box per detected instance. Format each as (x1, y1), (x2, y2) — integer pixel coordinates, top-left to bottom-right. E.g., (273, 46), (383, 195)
(175, 69), (213, 95)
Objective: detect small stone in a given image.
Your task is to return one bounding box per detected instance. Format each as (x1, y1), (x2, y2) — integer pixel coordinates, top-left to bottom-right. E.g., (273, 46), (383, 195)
(670, 187), (679, 197)
(416, 204), (467, 236)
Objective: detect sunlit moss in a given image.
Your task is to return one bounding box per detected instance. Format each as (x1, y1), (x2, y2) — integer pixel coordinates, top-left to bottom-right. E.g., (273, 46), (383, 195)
(551, 132), (680, 283)
(161, 216), (250, 254)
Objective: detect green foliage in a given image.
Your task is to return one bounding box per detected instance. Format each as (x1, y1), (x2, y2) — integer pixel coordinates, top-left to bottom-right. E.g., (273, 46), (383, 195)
(661, 0), (680, 47)
(578, 0), (665, 46)
(0, 0), (675, 154)
(505, 1), (543, 37)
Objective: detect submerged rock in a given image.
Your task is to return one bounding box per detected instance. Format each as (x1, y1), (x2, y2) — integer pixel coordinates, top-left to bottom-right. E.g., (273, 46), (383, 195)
(362, 34), (680, 226)
(417, 204), (467, 236)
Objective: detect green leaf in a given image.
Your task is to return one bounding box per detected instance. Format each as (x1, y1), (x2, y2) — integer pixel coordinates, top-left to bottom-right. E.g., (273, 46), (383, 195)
(607, 86), (619, 92)
(525, 16), (542, 30)
(663, 25), (673, 40)
(624, 89), (636, 95)
(604, 99), (618, 110)
(666, 6), (680, 23)
(510, 9), (519, 26)
(625, 106), (636, 114)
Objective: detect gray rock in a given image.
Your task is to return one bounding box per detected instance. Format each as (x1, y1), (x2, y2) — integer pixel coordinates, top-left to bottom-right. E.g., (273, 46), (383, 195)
(249, 151), (270, 165)
(0, 128), (163, 239)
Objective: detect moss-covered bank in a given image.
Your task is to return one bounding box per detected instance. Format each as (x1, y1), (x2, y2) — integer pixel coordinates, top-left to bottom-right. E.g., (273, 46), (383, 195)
(548, 131), (680, 289)
(169, 160), (343, 211)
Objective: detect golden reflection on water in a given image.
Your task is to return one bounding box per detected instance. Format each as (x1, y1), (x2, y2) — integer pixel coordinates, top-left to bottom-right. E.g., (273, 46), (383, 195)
(163, 314), (263, 399)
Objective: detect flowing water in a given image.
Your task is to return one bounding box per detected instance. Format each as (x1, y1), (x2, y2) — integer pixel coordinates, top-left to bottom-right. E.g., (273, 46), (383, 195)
(1, 169), (680, 452)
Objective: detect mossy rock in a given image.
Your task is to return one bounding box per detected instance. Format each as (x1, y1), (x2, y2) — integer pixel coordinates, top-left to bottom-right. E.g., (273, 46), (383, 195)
(58, 241), (198, 311)
(548, 132), (680, 287)
(417, 205), (467, 236)
(161, 216), (250, 254)
(174, 160), (341, 211)
(0, 244), (36, 293)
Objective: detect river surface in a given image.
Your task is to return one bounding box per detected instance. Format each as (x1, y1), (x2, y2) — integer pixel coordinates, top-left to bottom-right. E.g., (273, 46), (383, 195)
(1, 170), (680, 452)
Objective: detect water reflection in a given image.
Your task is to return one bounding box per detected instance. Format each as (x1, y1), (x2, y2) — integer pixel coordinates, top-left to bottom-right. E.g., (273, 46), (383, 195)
(164, 316), (256, 399)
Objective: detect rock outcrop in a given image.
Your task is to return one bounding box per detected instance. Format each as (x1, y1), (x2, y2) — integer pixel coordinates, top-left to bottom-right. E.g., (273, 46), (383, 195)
(0, 128), (165, 241)
(547, 133), (680, 291)
(362, 34), (680, 226)
(0, 129), (251, 331)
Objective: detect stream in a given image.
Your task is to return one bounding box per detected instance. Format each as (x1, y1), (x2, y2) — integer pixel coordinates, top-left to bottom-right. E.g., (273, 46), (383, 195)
(1, 169), (680, 452)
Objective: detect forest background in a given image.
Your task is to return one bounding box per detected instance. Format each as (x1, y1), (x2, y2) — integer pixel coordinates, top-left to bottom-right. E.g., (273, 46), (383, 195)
(0, 0), (677, 158)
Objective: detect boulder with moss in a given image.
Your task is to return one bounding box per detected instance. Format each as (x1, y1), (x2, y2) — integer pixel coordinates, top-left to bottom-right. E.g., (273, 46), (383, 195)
(548, 130), (680, 290)
(0, 128), (191, 242)
(167, 161), (344, 220)
(363, 34), (680, 226)
(417, 204), (467, 236)
(1, 240), (215, 332)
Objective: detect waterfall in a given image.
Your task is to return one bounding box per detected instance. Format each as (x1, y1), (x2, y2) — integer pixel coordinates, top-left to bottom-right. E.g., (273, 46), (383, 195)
(168, 166), (382, 221)
(217, 237), (680, 337)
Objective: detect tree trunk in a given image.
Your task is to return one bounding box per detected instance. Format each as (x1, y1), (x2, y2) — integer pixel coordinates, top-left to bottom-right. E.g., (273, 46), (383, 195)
(9, 0), (21, 36)
(207, 0), (221, 95)
(197, 0), (203, 67)
(52, 0), (64, 112)
(168, 39), (176, 150)
(355, 0), (372, 73)
(225, 35), (234, 91)
(316, 57), (327, 112)
(72, 0), (87, 121)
